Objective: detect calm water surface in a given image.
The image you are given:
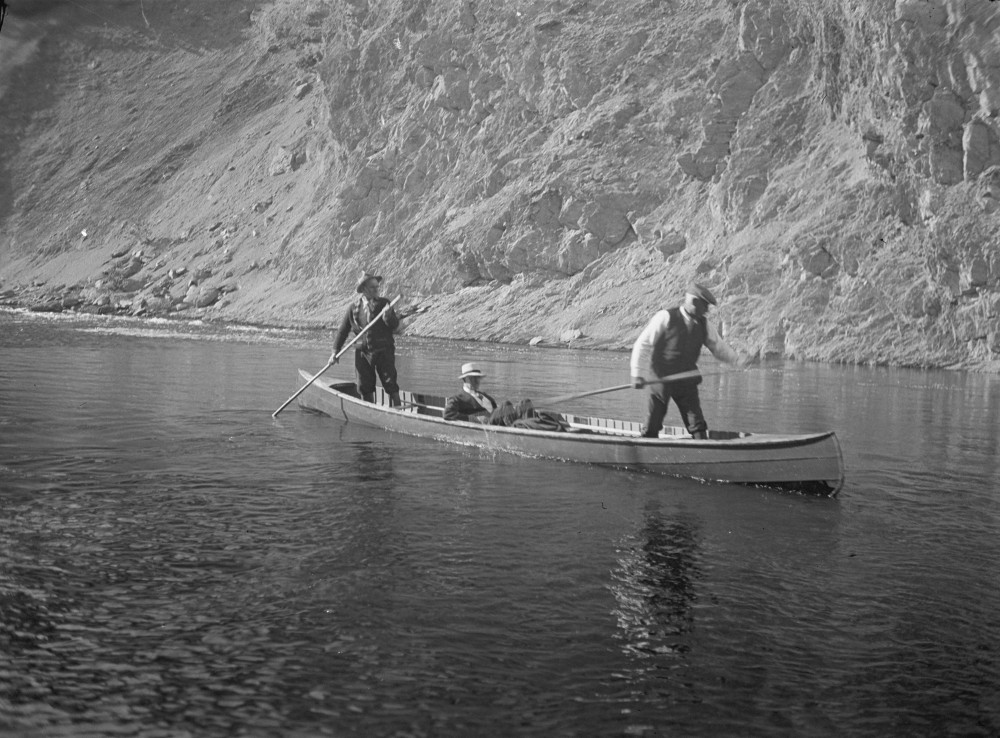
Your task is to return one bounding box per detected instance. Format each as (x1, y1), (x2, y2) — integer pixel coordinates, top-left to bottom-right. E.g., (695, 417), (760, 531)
(1, 310), (998, 737)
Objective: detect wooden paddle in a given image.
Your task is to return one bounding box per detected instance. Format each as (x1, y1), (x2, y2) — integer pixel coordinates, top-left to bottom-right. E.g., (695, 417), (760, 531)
(539, 369), (704, 405)
(272, 295), (402, 418)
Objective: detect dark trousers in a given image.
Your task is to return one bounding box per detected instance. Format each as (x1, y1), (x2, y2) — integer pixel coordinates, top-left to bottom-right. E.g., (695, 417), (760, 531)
(355, 347), (399, 400)
(643, 379), (708, 439)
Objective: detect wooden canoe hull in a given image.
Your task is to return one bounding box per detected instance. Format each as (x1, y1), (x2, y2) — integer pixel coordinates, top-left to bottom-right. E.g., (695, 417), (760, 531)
(295, 372), (845, 494)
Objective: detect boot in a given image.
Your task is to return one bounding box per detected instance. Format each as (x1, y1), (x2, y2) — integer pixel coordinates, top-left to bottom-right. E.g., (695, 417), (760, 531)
(389, 392), (402, 407)
(362, 392), (374, 403)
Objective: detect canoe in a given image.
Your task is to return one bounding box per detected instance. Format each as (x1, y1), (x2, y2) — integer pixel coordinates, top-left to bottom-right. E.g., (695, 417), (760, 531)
(295, 371), (845, 495)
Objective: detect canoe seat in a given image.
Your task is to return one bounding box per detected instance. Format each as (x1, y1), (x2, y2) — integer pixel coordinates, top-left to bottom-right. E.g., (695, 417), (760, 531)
(396, 390), (446, 417)
(414, 393), (446, 417)
(330, 381), (360, 398)
(370, 388), (446, 416)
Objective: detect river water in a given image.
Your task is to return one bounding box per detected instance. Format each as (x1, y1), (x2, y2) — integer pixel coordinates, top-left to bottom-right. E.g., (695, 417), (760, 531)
(1, 309), (998, 737)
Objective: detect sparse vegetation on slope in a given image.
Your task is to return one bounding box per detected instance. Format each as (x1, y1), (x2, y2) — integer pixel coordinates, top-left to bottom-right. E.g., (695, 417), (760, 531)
(1, 0), (998, 370)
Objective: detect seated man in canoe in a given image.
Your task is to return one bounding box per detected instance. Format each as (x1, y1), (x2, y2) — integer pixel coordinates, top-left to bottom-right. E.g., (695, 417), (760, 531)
(444, 363), (570, 431)
(444, 363), (498, 421)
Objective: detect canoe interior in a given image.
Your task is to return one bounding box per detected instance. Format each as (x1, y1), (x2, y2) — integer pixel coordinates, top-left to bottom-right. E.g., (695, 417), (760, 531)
(328, 381), (747, 441)
(302, 377), (844, 495)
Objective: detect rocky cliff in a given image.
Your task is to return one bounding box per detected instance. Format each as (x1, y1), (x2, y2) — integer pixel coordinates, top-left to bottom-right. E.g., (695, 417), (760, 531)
(2, 0), (999, 370)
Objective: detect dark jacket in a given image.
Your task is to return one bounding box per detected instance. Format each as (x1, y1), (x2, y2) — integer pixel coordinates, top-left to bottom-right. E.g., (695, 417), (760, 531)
(651, 306), (706, 378)
(444, 390), (498, 421)
(333, 296), (399, 353)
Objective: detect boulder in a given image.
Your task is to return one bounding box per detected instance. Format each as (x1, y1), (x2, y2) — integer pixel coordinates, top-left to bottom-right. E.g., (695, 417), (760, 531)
(963, 118), (1000, 179)
(269, 146), (294, 176)
(194, 286), (221, 308)
(432, 69), (472, 112)
(655, 230), (687, 259)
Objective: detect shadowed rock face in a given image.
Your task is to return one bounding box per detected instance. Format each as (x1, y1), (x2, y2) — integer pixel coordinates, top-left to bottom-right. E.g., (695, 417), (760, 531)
(1, 0), (1000, 370)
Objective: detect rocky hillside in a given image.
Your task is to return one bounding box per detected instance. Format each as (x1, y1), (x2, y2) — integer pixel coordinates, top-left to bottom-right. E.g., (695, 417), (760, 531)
(2, 0), (999, 370)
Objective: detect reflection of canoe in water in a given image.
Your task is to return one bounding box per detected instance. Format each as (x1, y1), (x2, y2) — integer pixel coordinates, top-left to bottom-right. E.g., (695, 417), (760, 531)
(296, 371), (845, 495)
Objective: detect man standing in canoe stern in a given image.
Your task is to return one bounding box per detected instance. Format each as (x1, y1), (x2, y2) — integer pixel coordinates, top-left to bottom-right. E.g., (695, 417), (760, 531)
(630, 283), (747, 439)
(330, 271), (402, 406)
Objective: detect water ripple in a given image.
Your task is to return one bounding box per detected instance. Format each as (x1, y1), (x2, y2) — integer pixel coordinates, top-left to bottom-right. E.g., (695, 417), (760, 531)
(3, 311), (1000, 736)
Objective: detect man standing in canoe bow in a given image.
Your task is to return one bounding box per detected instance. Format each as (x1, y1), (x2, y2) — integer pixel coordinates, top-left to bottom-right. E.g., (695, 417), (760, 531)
(330, 270), (402, 406)
(630, 283), (748, 440)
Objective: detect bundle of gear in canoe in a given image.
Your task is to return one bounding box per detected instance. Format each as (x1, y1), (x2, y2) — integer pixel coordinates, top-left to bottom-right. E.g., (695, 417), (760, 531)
(481, 399), (573, 432)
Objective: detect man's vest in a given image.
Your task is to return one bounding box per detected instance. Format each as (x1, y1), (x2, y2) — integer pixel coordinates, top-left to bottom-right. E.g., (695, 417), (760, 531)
(651, 306), (706, 378)
(348, 296), (396, 352)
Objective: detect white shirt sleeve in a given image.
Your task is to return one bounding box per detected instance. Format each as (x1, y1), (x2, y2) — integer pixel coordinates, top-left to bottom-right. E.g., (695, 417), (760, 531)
(631, 310), (739, 378)
(704, 321), (740, 365)
(630, 310), (671, 379)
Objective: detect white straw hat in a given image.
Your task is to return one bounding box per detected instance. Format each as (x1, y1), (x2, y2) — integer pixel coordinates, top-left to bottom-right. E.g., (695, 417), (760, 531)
(459, 362), (485, 379)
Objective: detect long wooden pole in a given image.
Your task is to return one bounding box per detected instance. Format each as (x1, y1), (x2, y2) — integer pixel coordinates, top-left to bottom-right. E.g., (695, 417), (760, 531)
(272, 295), (401, 418)
(540, 369), (704, 405)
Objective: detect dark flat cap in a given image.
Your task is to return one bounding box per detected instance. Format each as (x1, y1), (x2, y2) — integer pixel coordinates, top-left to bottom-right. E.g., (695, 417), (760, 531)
(686, 283), (717, 306)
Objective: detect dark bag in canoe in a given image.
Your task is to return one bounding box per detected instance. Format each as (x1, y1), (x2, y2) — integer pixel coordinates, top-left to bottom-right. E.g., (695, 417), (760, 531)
(487, 400), (521, 426)
(488, 399), (571, 431)
(512, 410), (570, 432)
